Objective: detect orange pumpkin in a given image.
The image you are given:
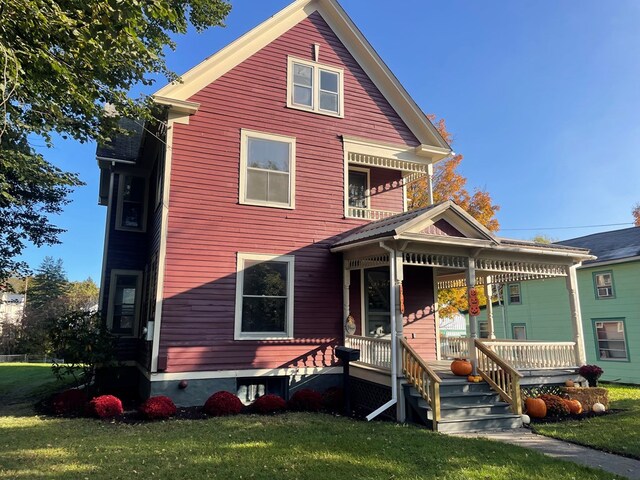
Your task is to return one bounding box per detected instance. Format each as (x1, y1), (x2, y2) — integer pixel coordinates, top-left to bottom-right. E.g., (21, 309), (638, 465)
(564, 399), (583, 415)
(565, 380), (575, 387)
(525, 397), (547, 418)
(467, 375), (482, 383)
(450, 359), (472, 376)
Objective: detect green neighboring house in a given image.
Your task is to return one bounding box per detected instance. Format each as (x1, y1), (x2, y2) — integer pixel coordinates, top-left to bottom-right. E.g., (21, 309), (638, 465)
(469, 227), (640, 384)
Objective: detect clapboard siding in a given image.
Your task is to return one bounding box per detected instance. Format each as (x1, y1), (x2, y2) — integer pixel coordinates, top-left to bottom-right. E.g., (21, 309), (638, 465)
(158, 12), (421, 372)
(402, 266), (437, 361)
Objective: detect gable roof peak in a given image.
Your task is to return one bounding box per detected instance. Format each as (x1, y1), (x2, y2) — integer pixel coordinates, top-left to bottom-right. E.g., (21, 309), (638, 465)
(154, 0), (451, 157)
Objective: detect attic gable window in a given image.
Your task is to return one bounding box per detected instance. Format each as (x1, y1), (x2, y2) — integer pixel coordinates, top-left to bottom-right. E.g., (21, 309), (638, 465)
(287, 57), (344, 117)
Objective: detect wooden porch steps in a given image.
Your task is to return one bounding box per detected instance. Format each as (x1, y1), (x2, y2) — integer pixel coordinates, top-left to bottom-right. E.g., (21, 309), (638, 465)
(405, 379), (523, 433)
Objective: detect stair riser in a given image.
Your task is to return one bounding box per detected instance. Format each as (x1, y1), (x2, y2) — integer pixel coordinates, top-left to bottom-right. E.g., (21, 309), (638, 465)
(440, 395), (502, 407)
(435, 406), (513, 419)
(439, 383), (493, 395)
(437, 417), (523, 433)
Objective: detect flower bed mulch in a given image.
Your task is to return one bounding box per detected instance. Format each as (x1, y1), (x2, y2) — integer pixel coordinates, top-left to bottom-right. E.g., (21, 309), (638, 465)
(528, 408), (621, 424)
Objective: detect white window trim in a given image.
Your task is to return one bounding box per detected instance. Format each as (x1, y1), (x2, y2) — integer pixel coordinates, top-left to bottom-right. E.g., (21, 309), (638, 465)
(287, 56), (344, 118)
(239, 129), (296, 209)
(115, 174), (148, 233)
(347, 166), (370, 210)
(234, 253), (295, 341)
(106, 269), (143, 338)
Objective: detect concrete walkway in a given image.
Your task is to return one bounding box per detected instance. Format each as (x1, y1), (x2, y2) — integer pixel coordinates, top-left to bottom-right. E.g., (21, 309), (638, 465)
(453, 429), (640, 479)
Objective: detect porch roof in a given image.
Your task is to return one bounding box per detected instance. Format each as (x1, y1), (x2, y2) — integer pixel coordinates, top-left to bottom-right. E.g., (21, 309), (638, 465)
(332, 201), (592, 261)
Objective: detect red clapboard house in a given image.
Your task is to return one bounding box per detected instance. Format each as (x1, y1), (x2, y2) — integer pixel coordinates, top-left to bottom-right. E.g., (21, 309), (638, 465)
(97, 0), (594, 430)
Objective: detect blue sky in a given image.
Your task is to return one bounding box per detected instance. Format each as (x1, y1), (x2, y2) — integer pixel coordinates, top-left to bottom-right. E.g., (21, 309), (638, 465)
(21, 0), (640, 280)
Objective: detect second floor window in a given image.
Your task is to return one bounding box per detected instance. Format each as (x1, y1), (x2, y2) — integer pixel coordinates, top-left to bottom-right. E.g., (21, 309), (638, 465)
(348, 168), (369, 209)
(116, 175), (147, 232)
(507, 284), (521, 304)
(594, 272), (614, 299)
(287, 57), (344, 117)
(240, 130), (296, 209)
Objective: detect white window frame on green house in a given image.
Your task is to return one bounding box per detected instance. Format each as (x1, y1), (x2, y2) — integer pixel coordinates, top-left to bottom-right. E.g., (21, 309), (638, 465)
(512, 323), (527, 340)
(107, 270), (143, 337)
(287, 56), (344, 118)
(593, 271), (615, 299)
(239, 129), (296, 209)
(592, 318), (629, 362)
(115, 174), (148, 232)
(507, 283), (522, 305)
(234, 253), (295, 341)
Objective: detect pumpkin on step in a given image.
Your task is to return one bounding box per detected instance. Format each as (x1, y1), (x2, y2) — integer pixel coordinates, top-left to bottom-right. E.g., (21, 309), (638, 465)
(525, 397), (547, 418)
(564, 399), (583, 415)
(450, 359), (472, 376)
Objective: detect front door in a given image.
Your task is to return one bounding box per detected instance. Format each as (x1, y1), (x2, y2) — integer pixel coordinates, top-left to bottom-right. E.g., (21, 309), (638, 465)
(364, 267), (391, 337)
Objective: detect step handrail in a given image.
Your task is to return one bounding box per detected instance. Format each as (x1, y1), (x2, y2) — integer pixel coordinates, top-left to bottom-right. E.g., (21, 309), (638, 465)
(475, 339), (523, 415)
(400, 338), (442, 425)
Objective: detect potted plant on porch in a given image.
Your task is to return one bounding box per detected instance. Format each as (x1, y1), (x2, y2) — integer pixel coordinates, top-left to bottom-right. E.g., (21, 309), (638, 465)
(578, 364), (604, 387)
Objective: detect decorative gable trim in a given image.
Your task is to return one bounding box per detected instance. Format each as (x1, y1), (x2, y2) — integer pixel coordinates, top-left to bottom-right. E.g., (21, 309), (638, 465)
(153, 0), (451, 158)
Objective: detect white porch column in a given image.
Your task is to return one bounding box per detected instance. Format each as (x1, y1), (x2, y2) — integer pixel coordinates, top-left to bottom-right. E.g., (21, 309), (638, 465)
(466, 258), (479, 375)
(342, 260), (350, 340)
(484, 276), (496, 339)
(565, 264), (587, 366)
(393, 250), (405, 422)
(427, 164), (434, 206)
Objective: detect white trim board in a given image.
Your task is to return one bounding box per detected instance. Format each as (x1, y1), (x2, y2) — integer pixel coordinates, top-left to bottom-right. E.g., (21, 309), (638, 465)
(150, 366), (343, 382)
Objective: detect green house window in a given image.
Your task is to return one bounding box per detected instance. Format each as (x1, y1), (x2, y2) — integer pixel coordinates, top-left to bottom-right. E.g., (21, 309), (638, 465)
(507, 284), (521, 304)
(594, 272), (615, 299)
(594, 319), (628, 361)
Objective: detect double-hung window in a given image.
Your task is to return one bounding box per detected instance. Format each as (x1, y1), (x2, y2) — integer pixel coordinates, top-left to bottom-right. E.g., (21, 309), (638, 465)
(594, 271), (615, 299)
(594, 319), (628, 361)
(240, 130), (296, 209)
(287, 57), (344, 117)
(507, 284), (521, 305)
(107, 270), (142, 336)
(235, 253), (295, 340)
(116, 175), (147, 232)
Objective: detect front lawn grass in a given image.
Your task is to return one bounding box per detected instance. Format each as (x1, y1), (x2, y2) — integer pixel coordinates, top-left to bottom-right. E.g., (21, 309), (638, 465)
(533, 383), (640, 459)
(0, 363), (75, 415)
(0, 412), (621, 479)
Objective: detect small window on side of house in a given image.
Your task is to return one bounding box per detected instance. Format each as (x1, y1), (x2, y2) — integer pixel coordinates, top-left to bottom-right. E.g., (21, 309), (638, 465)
(594, 319), (628, 361)
(507, 284), (521, 305)
(287, 57), (344, 117)
(512, 324), (527, 340)
(594, 272), (614, 299)
(347, 167), (369, 218)
(116, 175), (147, 232)
(107, 270), (142, 336)
(478, 321), (489, 339)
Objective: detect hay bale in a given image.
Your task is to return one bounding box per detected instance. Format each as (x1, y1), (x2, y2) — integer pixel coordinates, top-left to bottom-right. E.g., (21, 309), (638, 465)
(561, 387), (609, 410)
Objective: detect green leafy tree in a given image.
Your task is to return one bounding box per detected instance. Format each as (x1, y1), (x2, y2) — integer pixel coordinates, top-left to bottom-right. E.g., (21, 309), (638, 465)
(0, 0), (232, 281)
(532, 234), (556, 244)
(49, 311), (116, 390)
(20, 257), (69, 353)
(65, 278), (99, 312)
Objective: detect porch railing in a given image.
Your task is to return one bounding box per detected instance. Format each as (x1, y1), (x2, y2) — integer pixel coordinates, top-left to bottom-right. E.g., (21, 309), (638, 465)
(345, 335), (391, 370)
(347, 207), (399, 221)
(401, 338), (442, 426)
(481, 340), (578, 370)
(439, 336), (471, 360)
(475, 340), (523, 415)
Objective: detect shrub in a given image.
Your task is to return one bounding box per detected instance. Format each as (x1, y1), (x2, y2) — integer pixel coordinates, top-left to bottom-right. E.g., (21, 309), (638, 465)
(89, 395), (123, 419)
(539, 394), (570, 416)
(203, 391), (243, 416)
(252, 394), (286, 414)
(52, 388), (88, 415)
(287, 388), (323, 412)
(139, 396), (177, 420)
(579, 364), (604, 387)
(322, 387), (344, 413)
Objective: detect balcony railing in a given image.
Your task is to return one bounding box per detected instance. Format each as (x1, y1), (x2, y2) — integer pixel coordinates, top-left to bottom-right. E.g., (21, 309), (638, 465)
(439, 336), (471, 360)
(347, 207), (399, 221)
(345, 335), (391, 370)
